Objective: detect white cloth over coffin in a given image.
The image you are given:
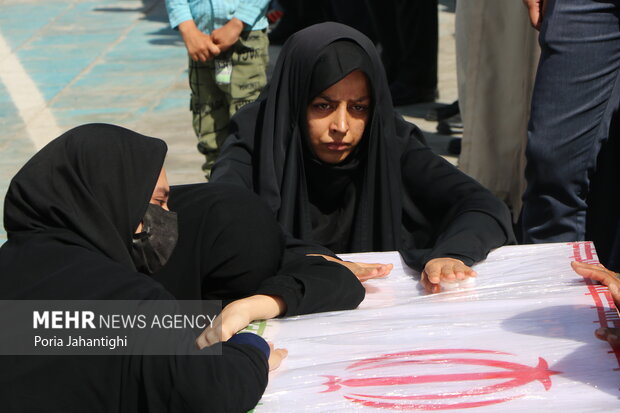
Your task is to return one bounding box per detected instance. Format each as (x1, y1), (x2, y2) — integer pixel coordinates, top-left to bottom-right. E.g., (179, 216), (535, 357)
(255, 242), (619, 411)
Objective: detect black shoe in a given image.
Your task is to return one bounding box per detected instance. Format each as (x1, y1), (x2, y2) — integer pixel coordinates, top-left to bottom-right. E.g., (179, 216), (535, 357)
(437, 113), (463, 135)
(389, 82), (437, 106)
(425, 100), (459, 121)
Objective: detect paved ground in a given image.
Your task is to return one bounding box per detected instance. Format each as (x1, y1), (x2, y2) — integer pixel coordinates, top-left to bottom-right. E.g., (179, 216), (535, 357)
(0, 0), (460, 241)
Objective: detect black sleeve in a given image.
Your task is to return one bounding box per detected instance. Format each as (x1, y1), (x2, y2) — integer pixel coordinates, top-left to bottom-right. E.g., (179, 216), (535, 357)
(255, 252), (365, 316)
(399, 141), (515, 271)
(282, 229), (338, 257)
(99, 274), (268, 413)
(210, 125), (257, 190)
(135, 284), (270, 413)
(140, 342), (268, 413)
(422, 211), (510, 266)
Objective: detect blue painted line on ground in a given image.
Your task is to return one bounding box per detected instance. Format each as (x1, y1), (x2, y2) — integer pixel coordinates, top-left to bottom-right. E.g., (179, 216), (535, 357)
(0, 0), (194, 237)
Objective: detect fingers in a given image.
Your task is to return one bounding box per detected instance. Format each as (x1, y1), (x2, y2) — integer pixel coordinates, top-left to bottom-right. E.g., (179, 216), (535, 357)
(357, 271), (382, 282)
(425, 264), (442, 285)
(523, 0), (542, 30)
(267, 342), (288, 371)
(326, 258), (392, 282)
(420, 270), (441, 294)
(424, 258), (476, 284)
(354, 265), (376, 282)
(363, 263), (393, 277)
(571, 261), (610, 271)
(571, 261), (617, 286)
(195, 312), (225, 349)
(187, 33), (221, 62)
(528, 6), (540, 29)
(195, 330), (208, 350)
(609, 283), (620, 305)
(571, 261), (598, 278)
(193, 53), (208, 62)
(572, 261), (620, 308)
(196, 325), (223, 349)
(354, 262), (393, 282)
(206, 40), (221, 57)
(190, 51), (210, 62)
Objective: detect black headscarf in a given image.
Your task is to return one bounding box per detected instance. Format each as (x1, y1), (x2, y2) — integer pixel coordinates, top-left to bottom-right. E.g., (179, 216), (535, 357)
(0, 124), (269, 412)
(212, 22), (514, 269)
(212, 23), (409, 252)
(301, 40), (373, 252)
(4, 123), (165, 271)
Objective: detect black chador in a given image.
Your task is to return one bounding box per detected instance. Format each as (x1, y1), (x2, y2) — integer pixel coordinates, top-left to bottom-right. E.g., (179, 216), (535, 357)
(0, 124), (363, 412)
(212, 22), (515, 270)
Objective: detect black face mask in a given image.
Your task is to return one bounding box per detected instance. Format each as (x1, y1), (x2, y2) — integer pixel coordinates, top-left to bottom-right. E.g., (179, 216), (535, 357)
(130, 204), (178, 274)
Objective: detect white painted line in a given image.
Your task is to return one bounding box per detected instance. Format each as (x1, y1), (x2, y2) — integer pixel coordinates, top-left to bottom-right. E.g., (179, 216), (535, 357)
(0, 31), (61, 150)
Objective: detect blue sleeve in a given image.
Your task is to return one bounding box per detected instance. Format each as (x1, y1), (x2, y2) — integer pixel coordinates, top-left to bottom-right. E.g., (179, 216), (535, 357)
(233, 0), (270, 28)
(165, 0), (194, 29)
(228, 332), (270, 358)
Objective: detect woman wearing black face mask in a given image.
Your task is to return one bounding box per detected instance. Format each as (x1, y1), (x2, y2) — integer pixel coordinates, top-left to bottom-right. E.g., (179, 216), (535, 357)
(0, 123), (362, 412)
(130, 177), (179, 275)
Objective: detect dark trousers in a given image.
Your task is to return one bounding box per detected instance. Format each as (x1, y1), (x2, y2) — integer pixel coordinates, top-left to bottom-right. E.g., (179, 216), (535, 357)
(365, 0), (437, 90)
(521, 0), (620, 269)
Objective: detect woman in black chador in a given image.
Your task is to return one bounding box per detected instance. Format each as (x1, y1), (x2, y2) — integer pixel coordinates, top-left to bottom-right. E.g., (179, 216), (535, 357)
(211, 22), (515, 286)
(0, 123), (363, 412)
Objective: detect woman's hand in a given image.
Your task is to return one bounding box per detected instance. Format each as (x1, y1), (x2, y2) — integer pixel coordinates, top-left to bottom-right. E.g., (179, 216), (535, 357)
(571, 261), (620, 348)
(571, 261), (620, 301)
(196, 294), (286, 348)
(422, 257), (477, 286)
(268, 342), (288, 371)
(308, 254), (393, 281)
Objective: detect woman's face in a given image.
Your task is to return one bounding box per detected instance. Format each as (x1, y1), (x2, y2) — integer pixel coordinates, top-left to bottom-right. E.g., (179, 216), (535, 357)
(135, 168), (170, 233)
(307, 70), (371, 164)
(150, 168), (170, 211)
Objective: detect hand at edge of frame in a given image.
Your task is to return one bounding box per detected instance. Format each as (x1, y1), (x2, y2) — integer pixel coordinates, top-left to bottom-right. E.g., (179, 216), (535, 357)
(522, 0), (548, 30)
(571, 261), (620, 348)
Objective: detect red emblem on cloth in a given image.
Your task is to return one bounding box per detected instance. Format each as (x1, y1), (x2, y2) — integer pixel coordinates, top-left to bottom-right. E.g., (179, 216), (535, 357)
(321, 349), (560, 410)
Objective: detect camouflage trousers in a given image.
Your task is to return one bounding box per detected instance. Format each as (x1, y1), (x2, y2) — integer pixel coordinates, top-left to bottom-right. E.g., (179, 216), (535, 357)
(189, 30), (268, 178)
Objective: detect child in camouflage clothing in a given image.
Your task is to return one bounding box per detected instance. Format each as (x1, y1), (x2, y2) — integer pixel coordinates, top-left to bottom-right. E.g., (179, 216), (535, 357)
(165, 0), (270, 178)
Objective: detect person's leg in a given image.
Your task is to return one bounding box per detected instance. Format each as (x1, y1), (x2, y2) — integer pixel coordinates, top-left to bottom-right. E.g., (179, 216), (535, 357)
(521, 0), (620, 243)
(153, 183), (284, 302)
(364, 0), (400, 83)
(188, 57), (230, 178)
(456, 0), (538, 221)
(227, 30), (269, 119)
(367, 0), (438, 104)
(586, 113), (620, 270)
(330, 0), (377, 43)
(389, 0), (438, 103)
